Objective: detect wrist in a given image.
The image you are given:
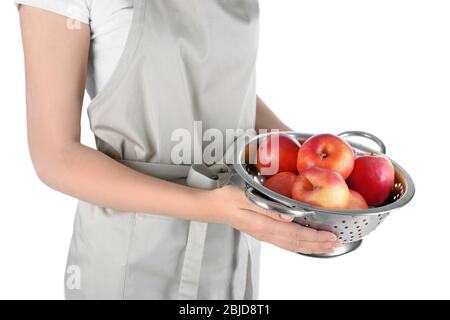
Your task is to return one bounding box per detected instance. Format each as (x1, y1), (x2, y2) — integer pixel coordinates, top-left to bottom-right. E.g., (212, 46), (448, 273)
(193, 188), (239, 226)
(190, 188), (223, 224)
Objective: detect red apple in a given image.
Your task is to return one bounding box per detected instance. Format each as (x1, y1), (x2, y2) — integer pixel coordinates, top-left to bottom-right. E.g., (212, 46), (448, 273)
(263, 172), (297, 198)
(347, 190), (369, 210)
(297, 134), (355, 179)
(291, 167), (350, 209)
(257, 135), (300, 176)
(347, 154), (395, 207)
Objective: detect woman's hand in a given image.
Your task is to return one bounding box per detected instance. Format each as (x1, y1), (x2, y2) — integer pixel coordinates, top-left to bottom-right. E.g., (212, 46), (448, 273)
(204, 186), (341, 255)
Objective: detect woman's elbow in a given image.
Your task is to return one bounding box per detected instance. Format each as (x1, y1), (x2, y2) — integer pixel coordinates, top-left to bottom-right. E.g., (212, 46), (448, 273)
(29, 145), (72, 190)
(31, 155), (60, 189)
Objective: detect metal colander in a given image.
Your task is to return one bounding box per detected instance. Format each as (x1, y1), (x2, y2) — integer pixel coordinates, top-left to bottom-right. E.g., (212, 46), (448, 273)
(233, 131), (415, 258)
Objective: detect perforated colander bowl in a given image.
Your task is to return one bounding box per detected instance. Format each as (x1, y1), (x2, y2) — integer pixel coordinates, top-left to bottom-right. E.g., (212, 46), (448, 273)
(233, 131), (415, 258)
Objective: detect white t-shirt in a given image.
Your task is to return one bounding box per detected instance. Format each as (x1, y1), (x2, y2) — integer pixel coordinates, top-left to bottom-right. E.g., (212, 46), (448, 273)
(15, 0), (133, 99)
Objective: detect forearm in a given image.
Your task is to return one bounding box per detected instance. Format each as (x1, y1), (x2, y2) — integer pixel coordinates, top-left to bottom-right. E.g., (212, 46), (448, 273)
(255, 96), (292, 132)
(33, 142), (217, 223)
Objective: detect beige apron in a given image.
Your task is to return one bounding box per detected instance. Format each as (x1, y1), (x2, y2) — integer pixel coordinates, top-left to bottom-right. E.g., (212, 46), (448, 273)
(65, 0), (260, 300)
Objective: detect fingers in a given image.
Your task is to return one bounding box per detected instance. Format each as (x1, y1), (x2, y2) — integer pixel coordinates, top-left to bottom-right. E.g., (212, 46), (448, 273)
(272, 223), (340, 254)
(280, 236), (341, 254)
(245, 200), (337, 242)
(235, 188), (341, 254)
(245, 212), (340, 254)
(290, 224), (338, 243)
(293, 239), (340, 255)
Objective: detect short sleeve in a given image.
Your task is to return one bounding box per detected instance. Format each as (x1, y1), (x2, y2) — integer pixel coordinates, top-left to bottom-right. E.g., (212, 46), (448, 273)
(14, 0), (90, 25)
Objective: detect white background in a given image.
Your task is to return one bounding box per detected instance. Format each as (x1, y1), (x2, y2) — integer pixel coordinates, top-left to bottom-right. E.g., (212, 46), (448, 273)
(0, 0), (449, 300)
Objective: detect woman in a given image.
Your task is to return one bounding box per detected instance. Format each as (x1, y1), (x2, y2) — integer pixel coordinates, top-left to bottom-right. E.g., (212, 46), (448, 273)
(17, 0), (340, 300)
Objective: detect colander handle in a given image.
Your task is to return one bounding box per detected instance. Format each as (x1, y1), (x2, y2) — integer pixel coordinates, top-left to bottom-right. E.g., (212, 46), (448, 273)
(245, 187), (308, 218)
(338, 131), (387, 154)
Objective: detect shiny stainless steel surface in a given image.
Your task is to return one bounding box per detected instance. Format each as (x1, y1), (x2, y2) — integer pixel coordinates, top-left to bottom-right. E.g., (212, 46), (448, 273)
(233, 131), (415, 258)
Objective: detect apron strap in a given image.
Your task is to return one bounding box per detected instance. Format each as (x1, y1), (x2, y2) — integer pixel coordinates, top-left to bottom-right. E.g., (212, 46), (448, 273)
(178, 164), (231, 300)
(118, 160), (233, 186)
(177, 221), (209, 300)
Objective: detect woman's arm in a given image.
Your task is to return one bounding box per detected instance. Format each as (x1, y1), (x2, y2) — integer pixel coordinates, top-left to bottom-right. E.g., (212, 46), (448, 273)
(256, 96), (292, 132)
(20, 6), (218, 222)
(20, 6), (338, 254)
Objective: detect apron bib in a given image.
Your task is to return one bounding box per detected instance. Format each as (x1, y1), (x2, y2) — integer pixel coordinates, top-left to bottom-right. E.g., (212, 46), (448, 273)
(65, 0), (260, 300)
